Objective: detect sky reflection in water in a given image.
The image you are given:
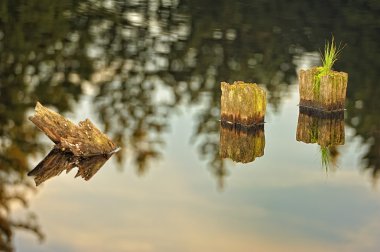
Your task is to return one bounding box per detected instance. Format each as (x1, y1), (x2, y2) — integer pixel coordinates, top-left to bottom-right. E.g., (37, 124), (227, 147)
(15, 88), (380, 252)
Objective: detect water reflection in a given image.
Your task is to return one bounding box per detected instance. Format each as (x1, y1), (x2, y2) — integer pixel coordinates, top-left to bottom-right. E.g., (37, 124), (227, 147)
(296, 107), (345, 170)
(220, 122), (265, 164)
(27, 149), (112, 186)
(0, 0), (380, 250)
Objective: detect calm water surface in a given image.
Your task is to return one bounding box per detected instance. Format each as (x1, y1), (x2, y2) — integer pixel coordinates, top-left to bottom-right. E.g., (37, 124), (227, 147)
(1, 1), (379, 251)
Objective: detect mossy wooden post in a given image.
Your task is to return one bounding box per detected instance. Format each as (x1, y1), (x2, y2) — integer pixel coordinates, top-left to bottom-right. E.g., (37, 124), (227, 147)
(299, 67), (348, 111)
(221, 81), (266, 126)
(296, 107), (345, 146)
(219, 122), (265, 163)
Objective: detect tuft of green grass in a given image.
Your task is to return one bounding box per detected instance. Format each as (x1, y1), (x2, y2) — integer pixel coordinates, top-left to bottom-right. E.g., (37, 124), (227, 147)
(318, 36), (344, 78)
(313, 36), (345, 95)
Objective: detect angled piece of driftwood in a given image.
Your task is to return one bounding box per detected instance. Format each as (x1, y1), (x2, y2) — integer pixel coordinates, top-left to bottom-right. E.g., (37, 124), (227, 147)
(29, 102), (118, 156)
(27, 148), (111, 186)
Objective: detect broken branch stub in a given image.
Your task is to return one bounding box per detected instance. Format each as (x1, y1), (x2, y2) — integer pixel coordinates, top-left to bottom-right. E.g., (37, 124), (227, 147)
(29, 102), (118, 156)
(221, 81), (266, 126)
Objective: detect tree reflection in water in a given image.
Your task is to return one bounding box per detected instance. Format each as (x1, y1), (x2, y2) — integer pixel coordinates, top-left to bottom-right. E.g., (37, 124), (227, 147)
(0, 0), (380, 249)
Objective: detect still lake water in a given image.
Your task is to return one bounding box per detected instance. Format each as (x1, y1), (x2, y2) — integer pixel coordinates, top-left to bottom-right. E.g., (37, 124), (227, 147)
(1, 1), (380, 251)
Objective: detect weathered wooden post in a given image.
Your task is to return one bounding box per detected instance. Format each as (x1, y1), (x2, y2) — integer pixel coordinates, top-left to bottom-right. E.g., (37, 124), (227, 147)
(299, 68), (348, 111)
(221, 81), (266, 126)
(299, 37), (348, 111)
(219, 122), (265, 163)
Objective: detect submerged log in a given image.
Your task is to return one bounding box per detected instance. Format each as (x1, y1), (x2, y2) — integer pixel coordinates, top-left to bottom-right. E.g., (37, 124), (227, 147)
(27, 148), (111, 186)
(219, 121), (265, 163)
(296, 106), (345, 147)
(221, 81), (266, 126)
(299, 67), (348, 111)
(29, 102), (118, 156)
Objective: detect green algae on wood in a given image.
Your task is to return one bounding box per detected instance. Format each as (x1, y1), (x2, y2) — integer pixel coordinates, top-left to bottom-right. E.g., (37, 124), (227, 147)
(219, 121), (265, 163)
(29, 102), (118, 156)
(221, 81), (266, 126)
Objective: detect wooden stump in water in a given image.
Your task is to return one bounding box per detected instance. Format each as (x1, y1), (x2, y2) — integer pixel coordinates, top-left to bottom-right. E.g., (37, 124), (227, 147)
(219, 121), (265, 163)
(296, 106), (345, 147)
(221, 81), (266, 126)
(299, 67), (348, 111)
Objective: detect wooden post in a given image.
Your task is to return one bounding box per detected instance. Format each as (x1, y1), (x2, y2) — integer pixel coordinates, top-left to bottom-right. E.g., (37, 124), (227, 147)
(221, 81), (266, 126)
(296, 107), (345, 147)
(299, 67), (348, 111)
(219, 121), (265, 163)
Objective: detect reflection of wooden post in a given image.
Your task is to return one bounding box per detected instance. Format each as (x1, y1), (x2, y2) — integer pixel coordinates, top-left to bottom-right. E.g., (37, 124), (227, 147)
(296, 107), (345, 146)
(221, 81), (266, 126)
(299, 67), (348, 111)
(219, 122), (265, 163)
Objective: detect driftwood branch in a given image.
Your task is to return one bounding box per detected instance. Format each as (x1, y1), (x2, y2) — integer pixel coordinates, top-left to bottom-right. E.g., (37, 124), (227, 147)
(29, 102), (118, 156)
(28, 102), (119, 185)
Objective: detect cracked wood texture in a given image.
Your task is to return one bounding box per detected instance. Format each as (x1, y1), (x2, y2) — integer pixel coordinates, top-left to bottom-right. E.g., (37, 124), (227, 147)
(299, 67), (348, 111)
(29, 102), (118, 156)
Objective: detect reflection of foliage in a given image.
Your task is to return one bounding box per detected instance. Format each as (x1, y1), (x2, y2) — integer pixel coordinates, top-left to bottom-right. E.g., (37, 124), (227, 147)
(1, 0), (379, 185)
(0, 0), (86, 249)
(0, 0), (377, 251)
(0, 169), (44, 251)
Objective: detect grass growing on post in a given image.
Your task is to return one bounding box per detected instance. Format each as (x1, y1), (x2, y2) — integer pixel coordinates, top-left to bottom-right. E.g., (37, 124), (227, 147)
(313, 36), (345, 95)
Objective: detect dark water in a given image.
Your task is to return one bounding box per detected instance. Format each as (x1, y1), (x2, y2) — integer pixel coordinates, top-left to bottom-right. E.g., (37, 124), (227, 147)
(1, 1), (379, 251)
